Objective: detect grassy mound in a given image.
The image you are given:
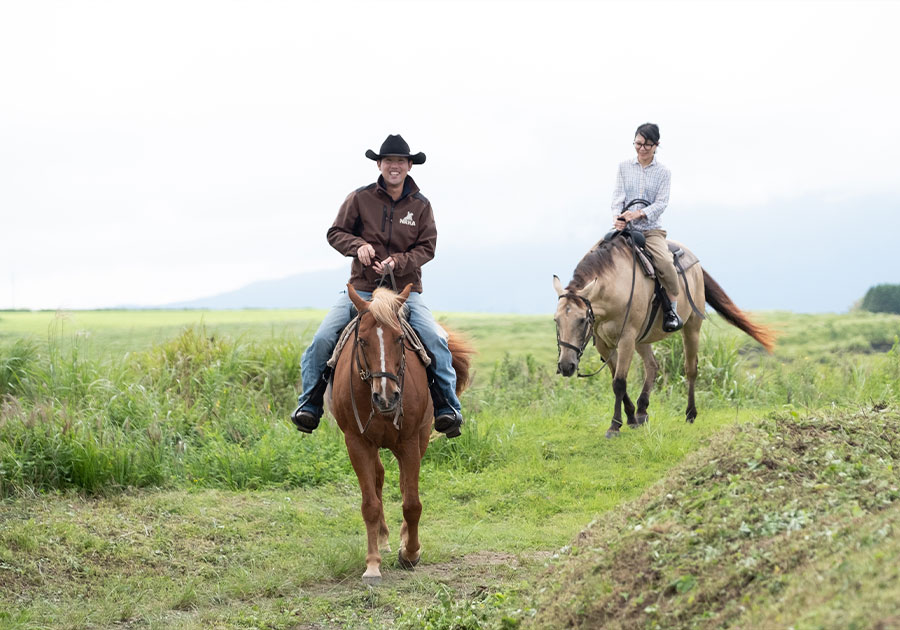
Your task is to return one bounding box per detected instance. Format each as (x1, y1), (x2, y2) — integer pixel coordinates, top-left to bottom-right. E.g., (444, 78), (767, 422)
(529, 405), (900, 629)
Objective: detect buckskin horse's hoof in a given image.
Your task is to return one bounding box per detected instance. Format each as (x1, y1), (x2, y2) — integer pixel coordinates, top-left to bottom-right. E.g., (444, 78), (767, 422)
(605, 428), (620, 439)
(397, 549), (420, 570)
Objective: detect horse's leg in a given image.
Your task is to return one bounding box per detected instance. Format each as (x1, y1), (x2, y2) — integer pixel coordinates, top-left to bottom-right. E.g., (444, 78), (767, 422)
(621, 367), (637, 427)
(374, 454), (390, 552)
(633, 343), (658, 426)
(596, 342), (635, 427)
(395, 444), (423, 569)
(607, 353), (636, 427)
(608, 338), (636, 439)
(344, 436), (386, 583)
(682, 317), (702, 423)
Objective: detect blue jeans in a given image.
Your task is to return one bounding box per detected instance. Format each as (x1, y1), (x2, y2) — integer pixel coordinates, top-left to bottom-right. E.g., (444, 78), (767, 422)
(297, 290), (461, 418)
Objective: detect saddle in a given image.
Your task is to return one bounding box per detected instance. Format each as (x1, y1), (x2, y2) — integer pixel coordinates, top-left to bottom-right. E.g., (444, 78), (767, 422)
(326, 305), (431, 371)
(600, 228), (706, 340)
(600, 229), (699, 278)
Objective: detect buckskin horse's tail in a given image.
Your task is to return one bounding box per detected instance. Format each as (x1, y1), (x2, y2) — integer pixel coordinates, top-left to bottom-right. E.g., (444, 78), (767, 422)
(703, 269), (776, 353)
(447, 328), (476, 395)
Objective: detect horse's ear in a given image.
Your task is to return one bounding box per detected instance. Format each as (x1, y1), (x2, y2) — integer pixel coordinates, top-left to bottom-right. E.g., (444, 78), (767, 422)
(347, 284), (369, 312)
(577, 278), (596, 299)
(552, 275), (565, 297)
(398, 283), (413, 305)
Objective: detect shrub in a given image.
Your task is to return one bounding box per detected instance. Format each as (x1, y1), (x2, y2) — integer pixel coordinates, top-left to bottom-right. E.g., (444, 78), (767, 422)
(861, 283), (900, 314)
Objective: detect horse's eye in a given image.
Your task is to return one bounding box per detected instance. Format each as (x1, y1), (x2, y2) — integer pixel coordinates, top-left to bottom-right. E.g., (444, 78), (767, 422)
(358, 339), (367, 347)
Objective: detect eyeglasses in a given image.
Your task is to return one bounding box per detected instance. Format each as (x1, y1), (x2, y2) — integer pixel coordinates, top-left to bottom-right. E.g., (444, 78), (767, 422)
(634, 141), (656, 150)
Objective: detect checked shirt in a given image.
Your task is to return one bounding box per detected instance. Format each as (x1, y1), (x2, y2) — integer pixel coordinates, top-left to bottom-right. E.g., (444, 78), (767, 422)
(610, 156), (671, 231)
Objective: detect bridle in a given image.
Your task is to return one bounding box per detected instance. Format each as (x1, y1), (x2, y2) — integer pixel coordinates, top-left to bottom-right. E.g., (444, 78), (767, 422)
(556, 292), (595, 361)
(348, 309), (408, 434)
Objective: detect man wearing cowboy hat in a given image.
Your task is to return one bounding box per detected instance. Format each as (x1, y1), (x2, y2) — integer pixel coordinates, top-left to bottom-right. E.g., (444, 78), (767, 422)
(291, 134), (465, 437)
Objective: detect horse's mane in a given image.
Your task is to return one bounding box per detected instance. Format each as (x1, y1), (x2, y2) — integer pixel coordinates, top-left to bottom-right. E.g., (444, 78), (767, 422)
(370, 288), (474, 395)
(369, 288), (404, 329)
(566, 237), (629, 291)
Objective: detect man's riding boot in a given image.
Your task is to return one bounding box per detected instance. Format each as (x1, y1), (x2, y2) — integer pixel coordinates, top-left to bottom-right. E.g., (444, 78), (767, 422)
(291, 366), (332, 433)
(427, 366), (463, 438)
(662, 299), (684, 333)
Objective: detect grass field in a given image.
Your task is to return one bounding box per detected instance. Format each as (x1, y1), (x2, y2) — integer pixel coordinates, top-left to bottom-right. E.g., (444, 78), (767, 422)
(1, 308), (899, 628)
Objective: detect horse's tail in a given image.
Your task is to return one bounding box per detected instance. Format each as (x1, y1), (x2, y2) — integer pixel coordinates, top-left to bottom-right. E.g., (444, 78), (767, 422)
(447, 328), (476, 395)
(703, 269), (776, 353)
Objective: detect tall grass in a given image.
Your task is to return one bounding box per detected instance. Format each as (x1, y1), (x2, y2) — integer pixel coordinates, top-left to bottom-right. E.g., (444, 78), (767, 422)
(1, 318), (898, 498)
(0, 326), (352, 496)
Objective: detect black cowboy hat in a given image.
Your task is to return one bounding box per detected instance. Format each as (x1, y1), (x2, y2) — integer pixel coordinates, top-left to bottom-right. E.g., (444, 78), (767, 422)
(365, 134), (426, 165)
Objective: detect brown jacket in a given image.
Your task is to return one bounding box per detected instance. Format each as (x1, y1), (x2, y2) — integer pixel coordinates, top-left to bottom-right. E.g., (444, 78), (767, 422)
(326, 175), (437, 293)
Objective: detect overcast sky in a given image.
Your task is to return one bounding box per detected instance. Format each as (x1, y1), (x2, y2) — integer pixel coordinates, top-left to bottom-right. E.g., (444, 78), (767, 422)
(2, 0), (898, 310)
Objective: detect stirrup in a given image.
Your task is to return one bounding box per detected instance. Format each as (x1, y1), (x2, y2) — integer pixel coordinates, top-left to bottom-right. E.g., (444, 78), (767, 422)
(434, 409), (463, 438)
(662, 310), (683, 333)
(291, 406), (321, 433)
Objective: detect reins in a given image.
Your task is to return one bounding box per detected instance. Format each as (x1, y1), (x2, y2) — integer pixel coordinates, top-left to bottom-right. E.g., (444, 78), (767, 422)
(378, 266), (398, 292)
(348, 309), (407, 435)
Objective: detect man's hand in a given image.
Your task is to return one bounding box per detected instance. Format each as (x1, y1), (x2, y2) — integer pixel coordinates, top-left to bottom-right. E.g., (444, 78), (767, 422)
(357, 244), (376, 266)
(373, 257), (395, 274)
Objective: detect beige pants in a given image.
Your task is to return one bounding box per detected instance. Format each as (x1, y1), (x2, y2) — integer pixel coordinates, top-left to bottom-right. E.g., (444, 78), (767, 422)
(643, 229), (680, 298)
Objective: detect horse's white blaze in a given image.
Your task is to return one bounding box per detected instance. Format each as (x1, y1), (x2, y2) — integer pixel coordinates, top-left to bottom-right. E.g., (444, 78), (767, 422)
(376, 327), (387, 393)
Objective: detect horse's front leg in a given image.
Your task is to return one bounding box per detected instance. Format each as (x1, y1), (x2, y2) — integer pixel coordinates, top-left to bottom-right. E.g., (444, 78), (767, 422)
(632, 343), (658, 426)
(344, 436), (385, 583)
(598, 344), (634, 427)
(395, 444), (423, 570)
(608, 338), (636, 438)
(607, 354), (636, 427)
(374, 454), (390, 552)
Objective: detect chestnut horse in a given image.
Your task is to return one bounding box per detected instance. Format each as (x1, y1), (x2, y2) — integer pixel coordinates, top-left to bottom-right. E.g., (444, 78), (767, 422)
(554, 236), (775, 438)
(326, 284), (472, 583)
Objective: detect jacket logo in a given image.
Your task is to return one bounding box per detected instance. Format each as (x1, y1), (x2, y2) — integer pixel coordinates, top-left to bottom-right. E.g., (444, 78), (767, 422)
(399, 211), (416, 226)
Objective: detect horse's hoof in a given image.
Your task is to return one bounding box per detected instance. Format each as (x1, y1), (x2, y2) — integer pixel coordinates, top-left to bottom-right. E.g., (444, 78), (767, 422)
(633, 414), (649, 426)
(397, 549), (420, 570)
(605, 429), (620, 439)
(362, 572), (382, 585)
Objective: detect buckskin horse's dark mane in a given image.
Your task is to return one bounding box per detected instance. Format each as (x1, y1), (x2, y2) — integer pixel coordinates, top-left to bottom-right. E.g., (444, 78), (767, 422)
(566, 237), (629, 292)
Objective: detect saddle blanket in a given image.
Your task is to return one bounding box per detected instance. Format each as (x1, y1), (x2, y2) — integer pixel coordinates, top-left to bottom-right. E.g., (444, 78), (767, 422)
(637, 240), (700, 279)
(326, 310), (431, 371)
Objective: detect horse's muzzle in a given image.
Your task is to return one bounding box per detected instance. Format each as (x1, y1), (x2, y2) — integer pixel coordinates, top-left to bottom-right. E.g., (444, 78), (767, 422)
(372, 390), (401, 414)
(558, 361), (576, 378)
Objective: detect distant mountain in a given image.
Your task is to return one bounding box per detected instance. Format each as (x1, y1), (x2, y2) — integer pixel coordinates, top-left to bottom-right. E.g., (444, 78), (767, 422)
(162, 267), (351, 310)
(159, 241), (588, 313)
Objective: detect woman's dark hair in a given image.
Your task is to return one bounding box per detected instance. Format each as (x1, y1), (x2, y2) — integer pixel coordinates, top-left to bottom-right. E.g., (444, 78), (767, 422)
(634, 122), (660, 144)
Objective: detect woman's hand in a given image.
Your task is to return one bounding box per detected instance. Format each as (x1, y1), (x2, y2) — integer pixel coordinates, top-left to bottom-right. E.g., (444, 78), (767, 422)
(613, 209), (643, 229)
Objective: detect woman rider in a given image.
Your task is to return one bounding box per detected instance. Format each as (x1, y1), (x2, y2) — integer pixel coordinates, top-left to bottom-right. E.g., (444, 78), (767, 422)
(611, 122), (682, 332)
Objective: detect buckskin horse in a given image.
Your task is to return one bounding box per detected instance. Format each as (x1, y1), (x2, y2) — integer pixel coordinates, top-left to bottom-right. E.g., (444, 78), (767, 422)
(326, 284), (472, 583)
(554, 231), (775, 438)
